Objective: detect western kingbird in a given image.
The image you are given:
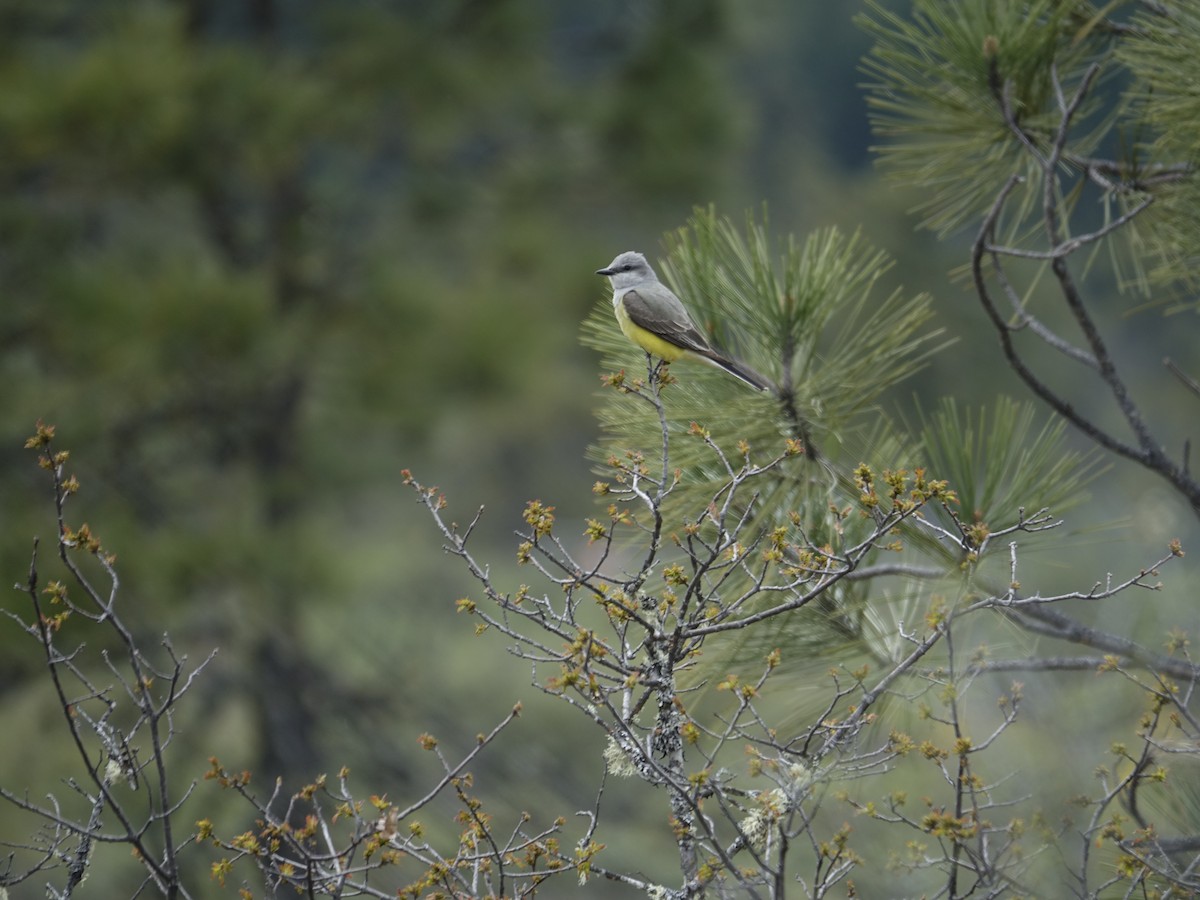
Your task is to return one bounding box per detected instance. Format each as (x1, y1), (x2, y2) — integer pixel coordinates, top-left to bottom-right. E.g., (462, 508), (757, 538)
(596, 251), (772, 392)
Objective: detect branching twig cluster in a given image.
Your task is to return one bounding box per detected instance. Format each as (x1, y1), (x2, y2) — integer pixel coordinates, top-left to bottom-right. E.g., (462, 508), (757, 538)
(201, 704), (581, 899)
(400, 355), (1188, 898)
(976, 47), (1200, 518)
(405, 359), (955, 897)
(2, 423), (216, 899)
(2, 424), (588, 899)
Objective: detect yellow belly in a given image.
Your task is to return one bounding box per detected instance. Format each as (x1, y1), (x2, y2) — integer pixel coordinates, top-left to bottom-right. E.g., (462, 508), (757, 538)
(614, 297), (687, 362)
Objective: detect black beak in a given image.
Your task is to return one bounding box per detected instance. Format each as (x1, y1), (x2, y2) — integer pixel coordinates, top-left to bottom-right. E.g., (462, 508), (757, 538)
(595, 267), (613, 276)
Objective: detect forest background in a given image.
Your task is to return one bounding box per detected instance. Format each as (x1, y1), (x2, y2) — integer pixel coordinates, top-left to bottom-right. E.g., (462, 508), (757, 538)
(1, 0), (1197, 896)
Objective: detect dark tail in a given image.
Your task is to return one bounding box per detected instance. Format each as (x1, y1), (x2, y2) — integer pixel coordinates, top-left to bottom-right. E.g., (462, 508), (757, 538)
(701, 350), (774, 393)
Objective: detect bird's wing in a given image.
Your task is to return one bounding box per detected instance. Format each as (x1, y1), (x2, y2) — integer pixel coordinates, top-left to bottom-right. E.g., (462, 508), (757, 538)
(621, 287), (713, 354)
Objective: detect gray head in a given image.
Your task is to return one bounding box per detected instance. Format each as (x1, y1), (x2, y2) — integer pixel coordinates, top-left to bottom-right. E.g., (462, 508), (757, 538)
(596, 251), (658, 291)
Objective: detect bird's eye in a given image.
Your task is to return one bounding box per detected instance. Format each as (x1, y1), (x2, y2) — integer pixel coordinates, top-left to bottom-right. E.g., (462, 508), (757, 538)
(622, 264), (633, 272)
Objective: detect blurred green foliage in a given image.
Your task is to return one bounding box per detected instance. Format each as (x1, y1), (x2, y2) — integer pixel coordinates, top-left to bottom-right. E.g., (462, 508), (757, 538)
(1118, 3), (1200, 294)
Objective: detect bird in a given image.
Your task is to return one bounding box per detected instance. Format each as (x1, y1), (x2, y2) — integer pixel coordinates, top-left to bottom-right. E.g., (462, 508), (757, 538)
(596, 251), (772, 392)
